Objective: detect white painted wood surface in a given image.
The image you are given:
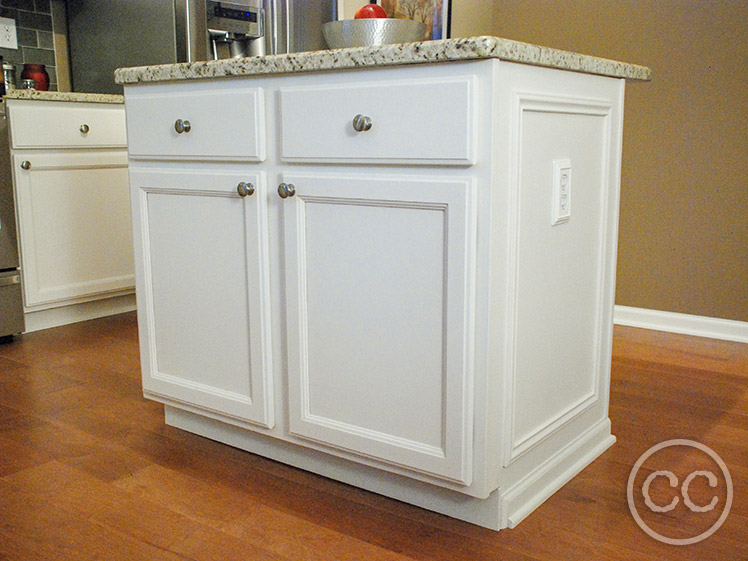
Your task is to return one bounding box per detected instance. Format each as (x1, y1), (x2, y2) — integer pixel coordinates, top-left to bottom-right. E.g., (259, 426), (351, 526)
(125, 84), (265, 162)
(124, 59), (626, 529)
(279, 76), (477, 165)
(130, 169), (274, 428)
(282, 172), (476, 484)
(8, 100), (127, 149)
(6, 99), (135, 323)
(12, 150), (133, 308)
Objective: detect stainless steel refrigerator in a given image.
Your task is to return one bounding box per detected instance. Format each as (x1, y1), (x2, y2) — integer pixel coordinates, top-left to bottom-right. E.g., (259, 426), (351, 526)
(0, 105), (24, 338)
(66, 0), (337, 95)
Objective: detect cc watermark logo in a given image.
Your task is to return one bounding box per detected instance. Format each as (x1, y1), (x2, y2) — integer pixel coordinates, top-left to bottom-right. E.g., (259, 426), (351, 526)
(627, 439), (733, 545)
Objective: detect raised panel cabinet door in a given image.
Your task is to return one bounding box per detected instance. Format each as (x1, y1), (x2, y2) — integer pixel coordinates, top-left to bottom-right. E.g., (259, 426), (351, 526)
(12, 151), (134, 308)
(281, 173), (477, 485)
(130, 169), (274, 428)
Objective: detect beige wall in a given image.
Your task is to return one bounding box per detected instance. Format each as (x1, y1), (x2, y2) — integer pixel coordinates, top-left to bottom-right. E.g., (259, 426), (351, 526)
(345, 0), (748, 322)
(488, 0), (747, 322)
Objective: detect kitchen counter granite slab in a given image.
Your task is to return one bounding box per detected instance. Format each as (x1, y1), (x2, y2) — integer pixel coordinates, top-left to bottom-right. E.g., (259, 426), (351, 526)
(3, 90), (124, 104)
(114, 36), (652, 85)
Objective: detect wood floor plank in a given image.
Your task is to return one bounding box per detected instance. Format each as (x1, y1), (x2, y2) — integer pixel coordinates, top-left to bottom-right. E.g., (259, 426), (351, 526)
(0, 434), (53, 478)
(0, 480), (189, 561)
(114, 463), (258, 528)
(170, 524), (295, 561)
(0, 313), (746, 560)
(2, 460), (133, 519)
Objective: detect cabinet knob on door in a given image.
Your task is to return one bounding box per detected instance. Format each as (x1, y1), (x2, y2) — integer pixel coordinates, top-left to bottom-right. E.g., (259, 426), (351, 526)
(237, 182), (255, 197)
(174, 119), (192, 134)
(20, 161), (31, 170)
(352, 114), (372, 132)
(277, 183), (296, 199)
(79, 124), (90, 134)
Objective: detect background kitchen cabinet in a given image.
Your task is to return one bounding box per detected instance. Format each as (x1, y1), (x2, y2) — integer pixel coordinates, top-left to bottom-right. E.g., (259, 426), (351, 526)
(5, 96), (135, 331)
(13, 151), (132, 308)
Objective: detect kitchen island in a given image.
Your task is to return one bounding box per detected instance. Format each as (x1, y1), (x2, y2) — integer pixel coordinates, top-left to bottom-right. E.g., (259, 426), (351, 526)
(116, 36), (649, 530)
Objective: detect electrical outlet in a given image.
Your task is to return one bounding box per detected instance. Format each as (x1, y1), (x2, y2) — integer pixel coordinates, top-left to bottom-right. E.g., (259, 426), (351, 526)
(0, 17), (18, 50)
(551, 159), (572, 226)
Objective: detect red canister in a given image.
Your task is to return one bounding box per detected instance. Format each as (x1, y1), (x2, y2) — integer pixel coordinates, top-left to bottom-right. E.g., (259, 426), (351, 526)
(20, 63), (49, 91)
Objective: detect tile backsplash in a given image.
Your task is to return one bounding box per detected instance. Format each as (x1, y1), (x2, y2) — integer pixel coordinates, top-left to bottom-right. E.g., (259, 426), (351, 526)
(0, 0), (58, 91)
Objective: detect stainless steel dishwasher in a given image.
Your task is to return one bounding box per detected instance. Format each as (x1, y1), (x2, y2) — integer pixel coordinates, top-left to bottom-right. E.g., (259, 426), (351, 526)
(0, 102), (25, 338)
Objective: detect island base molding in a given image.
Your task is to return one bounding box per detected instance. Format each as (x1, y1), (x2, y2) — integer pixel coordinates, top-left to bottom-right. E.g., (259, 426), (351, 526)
(165, 406), (615, 530)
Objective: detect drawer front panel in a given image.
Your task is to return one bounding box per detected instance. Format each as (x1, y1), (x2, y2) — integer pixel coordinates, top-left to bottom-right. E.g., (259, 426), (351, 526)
(280, 76), (477, 165)
(126, 87), (265, 161)
(9, 101), (126, 149)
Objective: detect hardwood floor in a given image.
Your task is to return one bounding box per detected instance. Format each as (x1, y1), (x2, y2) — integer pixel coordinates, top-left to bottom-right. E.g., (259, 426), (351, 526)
(0, 313), (745, 560)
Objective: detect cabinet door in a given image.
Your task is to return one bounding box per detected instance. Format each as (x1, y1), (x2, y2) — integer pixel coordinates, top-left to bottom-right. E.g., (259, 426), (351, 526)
(13, 151), (134, 308)
(281, 173), (476, 485)
(130, 169), (274, 428)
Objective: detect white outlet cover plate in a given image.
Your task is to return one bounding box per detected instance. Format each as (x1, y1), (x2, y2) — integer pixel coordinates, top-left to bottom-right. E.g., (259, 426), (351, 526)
(551, 158), (572, 226)
(0, 16), (18, 50)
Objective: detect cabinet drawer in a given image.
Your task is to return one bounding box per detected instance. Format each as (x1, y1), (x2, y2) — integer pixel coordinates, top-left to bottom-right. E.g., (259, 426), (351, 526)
(125, 86), (265, 161)
(9, 101), (126, 149)
(280, 76), (477, 165)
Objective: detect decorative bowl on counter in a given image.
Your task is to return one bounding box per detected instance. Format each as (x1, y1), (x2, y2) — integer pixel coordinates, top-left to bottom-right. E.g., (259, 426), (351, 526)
(323, 19), (427, 49)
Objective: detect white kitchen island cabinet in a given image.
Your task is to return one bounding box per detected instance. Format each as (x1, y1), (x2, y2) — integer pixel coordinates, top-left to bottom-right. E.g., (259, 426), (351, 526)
(118, 36), (650, 530)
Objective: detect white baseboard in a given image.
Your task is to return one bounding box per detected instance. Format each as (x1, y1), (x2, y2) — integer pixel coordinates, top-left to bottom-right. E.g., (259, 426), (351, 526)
(613, 305), (748, 344)
(24, 293), (137, 333)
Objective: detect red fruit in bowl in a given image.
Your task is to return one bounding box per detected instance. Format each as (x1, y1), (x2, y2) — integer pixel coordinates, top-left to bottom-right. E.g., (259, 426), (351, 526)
(354, 4), (387, 18)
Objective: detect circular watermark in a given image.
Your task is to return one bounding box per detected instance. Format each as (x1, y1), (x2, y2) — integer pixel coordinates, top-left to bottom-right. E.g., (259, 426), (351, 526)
(627, 439), (733, 545)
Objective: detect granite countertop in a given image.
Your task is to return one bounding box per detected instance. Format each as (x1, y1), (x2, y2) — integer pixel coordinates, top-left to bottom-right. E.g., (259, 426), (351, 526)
(3, 90), (124, 104)
(114, 36), (652, 85)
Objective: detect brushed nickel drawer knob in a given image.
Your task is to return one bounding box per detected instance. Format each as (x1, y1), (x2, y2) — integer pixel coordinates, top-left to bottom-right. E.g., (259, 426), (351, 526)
(277, 183), (296, 199)
(79, 124), (90, 134)
(237, 182), (255, 197)
(352, 114), (372, 132)
(174, 119), (191, 134)
(21, 161), (31, 170)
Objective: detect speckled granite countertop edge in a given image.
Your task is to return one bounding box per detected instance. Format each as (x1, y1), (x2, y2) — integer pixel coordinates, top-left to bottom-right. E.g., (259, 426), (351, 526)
(114, 36), (652, 85)
(3, 90), (124, 104)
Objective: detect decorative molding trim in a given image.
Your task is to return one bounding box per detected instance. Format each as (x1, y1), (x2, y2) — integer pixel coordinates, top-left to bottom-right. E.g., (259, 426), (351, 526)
(503, 419), (615, 528)
(614, 306), (748, 344)
(509, 391), (597, 462)
(504, 90), (614, 466)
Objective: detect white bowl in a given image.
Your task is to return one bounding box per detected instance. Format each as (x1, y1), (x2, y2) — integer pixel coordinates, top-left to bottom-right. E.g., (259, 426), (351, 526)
(323, 19), (427, 49)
